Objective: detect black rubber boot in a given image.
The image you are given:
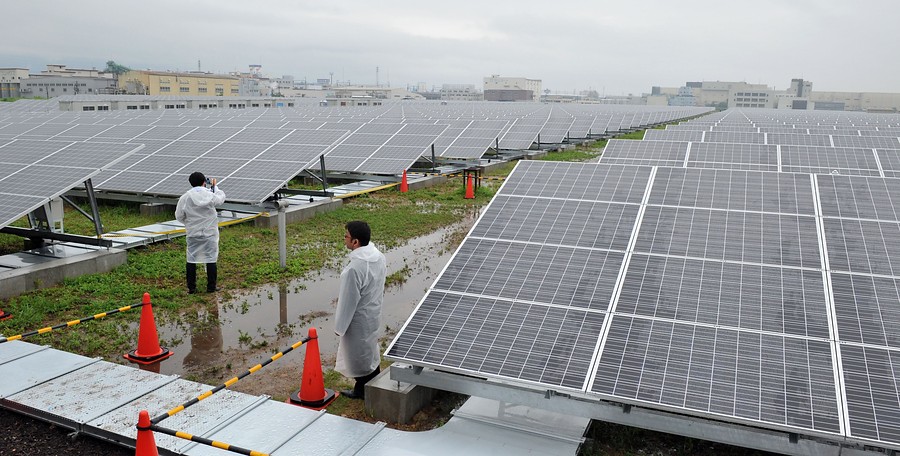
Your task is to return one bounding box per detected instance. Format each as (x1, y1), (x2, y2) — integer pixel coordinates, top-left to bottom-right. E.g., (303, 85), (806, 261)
(186, 263), (197, 293)
(206, 263), (218, 292)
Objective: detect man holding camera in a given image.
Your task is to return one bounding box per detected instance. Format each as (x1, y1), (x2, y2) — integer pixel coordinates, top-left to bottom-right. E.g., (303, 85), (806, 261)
(175, 172), (226, 294)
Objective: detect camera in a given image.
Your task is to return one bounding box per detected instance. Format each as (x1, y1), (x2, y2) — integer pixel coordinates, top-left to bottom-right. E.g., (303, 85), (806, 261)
(205, 177), (212, 186)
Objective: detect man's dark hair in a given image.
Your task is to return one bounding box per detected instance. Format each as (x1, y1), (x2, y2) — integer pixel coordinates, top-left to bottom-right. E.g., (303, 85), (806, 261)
(346, 220), (371, 246)
(188, 172), (206, 187)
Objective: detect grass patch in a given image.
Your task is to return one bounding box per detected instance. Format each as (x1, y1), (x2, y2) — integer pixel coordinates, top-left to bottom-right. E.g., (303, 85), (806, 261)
(616, 130), (646, 140)
(0, 174), (507, 358)
(538, 148), (600, 162)
(385, 264), (412, 288)
(538, 139), (606, 162)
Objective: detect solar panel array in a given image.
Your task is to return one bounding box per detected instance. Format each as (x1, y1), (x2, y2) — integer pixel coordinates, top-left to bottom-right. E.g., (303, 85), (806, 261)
(0, 102), (711, 204)
(434, 120), (509, 159)
(92, 128), (350, 202)
(322, 123), (448, 173)
(388, 107), (900, 451)
(0, 139), (143, 229)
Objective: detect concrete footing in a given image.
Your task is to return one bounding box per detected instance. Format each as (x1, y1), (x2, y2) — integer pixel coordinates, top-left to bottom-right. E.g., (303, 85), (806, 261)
(524, 150), (549, 159)
(253, 198), (342, 229)
(0, 248), (127, 300)
(408, 174), (447, 191)
(139, 203), (173, 216)
(365, 364), (436, 424)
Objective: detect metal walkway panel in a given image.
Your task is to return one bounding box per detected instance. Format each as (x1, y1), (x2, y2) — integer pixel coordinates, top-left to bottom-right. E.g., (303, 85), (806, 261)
(130, 222), (184, 236)
(451, 397), (589, 445)
(272, 412), (385, 455)
(0, 348), (98, 398)
(357, 397), (587, 456)
(102, 230), (161, 248)
(182, 400), (325, 455)
(106, 227), (173, 245)
(5, 360), (178, 428)
(85, 378), (266, 453)
(0, 340), (48, 365)
(24, 243), (101, 258)
(0, 252), (60, 268)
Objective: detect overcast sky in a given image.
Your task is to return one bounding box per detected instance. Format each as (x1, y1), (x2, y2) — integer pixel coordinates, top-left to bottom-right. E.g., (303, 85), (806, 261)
(3, 0), (898, 95)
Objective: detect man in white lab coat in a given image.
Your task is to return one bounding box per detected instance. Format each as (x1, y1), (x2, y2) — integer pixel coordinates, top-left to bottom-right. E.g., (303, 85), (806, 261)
(175, 172), (226, 294)
(335, 220), (387, 399)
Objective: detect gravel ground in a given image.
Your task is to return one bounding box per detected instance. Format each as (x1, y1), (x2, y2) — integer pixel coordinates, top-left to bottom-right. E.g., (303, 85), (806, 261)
(0, 408), (132, 455)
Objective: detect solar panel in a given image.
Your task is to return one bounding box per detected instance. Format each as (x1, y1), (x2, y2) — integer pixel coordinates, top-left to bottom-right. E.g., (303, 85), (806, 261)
(498, 116), (548, 150)
(92, 125), (155, 140)
(323, 123), (447, 174)
(388, 161), (649, 390)
(93, 171), (171, 193)
(48, 124), (113, 141)
(203, 142), (271, 159)
(133, 126), (196, 141)
(389, 158), (900, 449)
(592, 316), (840, 432)
(643, 129), (705, 142)
(877, 149), (900, 178)
(437, 120), (508, 159)
(213, 176), (286, 202)
(539, 117), (576, 144)
(817, 175), (900, 220)
(0, 123), (42, 137)
(781, 145), (880, 176)
(767, 133), (832, 147)
(833, 135), (900, 149)
(16, 123), (77, 139)
(600, 140), (688, 167)
(567, 116), (595, 139)
(704, 131), (765, 144)
(178, 127), (243, 142)
(228, 128), (292, 144)
(0, 140), (144, 228)
(688, 142), (778, 171)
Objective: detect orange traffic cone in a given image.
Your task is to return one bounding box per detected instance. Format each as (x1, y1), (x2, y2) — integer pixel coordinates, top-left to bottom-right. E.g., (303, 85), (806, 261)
(124, 293), (173, 365)
(135, 410), (159, 456)
(400, 170), (409, 193)
(0, 308), (10, 321)
(287, 327), (338, 410)
(464, 174), (475, 199)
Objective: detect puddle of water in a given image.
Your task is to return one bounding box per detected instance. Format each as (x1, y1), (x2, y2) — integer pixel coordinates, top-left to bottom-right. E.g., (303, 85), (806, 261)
(151, 215), (477, 382)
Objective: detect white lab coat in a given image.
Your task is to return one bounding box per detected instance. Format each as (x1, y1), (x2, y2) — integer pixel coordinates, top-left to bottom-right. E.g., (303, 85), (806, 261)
(335, 243), (386, 378)
(174, 185), (226, 263)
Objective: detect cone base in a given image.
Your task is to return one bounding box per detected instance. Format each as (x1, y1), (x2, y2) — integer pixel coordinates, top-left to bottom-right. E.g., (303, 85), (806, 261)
(0, 310), (10, 321)
(124, 348), (173, 365)
(287, 388), (338, 410)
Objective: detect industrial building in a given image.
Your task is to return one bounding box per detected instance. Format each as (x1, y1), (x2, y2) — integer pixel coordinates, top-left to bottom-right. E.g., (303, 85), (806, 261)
(483, 75), (542, 102)
(652, 78), (900, 112)
(117, 70), (241, 97)
(3, 65), (118, 99)
(440, 84), (482, 101)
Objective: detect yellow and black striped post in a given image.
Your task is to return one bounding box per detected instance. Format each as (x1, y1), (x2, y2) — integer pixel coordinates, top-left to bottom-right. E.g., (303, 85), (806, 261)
(148, 424), (268, 456)
(151, 335), (310, 425)
(0, 300), (147, 344)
